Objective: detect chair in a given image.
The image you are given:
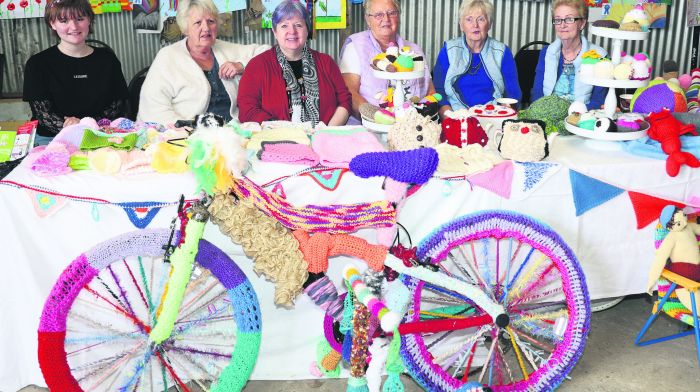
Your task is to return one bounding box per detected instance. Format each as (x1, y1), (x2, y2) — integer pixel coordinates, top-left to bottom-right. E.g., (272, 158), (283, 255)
(127, 66), (149, 120)
(514, 40), (548, 107)
(86, 39), (115, 55)
(635, 218), (700, 365)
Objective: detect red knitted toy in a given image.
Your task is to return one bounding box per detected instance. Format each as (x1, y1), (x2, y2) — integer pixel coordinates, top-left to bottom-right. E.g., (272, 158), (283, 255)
(647, 110), (700, 177)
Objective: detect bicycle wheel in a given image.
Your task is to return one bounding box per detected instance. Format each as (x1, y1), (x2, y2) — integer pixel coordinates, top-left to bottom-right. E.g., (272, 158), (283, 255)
(38, 229), (261, 392)
(400, 211), (590, 391)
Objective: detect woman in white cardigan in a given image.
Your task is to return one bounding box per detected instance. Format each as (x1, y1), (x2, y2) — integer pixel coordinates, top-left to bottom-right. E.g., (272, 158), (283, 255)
(137, 0), (269, 125)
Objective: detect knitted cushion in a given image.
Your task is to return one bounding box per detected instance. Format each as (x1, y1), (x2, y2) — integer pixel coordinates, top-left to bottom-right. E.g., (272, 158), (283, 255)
(349, 148), (439, 184)
(258, 142), (320, 166)
(311, 130), (385, 168)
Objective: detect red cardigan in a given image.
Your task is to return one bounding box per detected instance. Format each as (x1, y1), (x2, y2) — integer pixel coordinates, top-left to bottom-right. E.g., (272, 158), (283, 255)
(238, 48), (352, 124)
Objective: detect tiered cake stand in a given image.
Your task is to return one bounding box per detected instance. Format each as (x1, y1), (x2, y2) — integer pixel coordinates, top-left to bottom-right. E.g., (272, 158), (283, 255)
(361, 69), (424, 134)
(565, 25), (651, 148)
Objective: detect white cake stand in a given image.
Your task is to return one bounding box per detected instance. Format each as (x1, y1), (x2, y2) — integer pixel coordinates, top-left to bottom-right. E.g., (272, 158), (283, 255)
(587, 25), (650, 118)
(564, 115), (648, 150)
(362, 69), (424, 135)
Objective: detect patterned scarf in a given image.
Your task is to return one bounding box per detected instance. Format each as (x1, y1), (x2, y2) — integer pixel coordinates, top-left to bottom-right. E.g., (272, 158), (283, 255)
(275, 45), (320, 126)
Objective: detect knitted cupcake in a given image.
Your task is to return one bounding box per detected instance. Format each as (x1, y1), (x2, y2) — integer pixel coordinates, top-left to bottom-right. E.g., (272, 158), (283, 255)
(621, 5), (650, 32)
(593, 58), (614, 79)
(580, 50), (603, 78)
(631, 53), (651, 80)
(613, 63), (633, 80)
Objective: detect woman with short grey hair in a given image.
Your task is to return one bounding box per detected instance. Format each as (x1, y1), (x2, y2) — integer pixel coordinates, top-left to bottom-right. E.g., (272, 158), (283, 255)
(237, 0), (351, 126)
(138, 0), (269, 124)
(338, 0), (435, 123)
(433, 0), (521, 116)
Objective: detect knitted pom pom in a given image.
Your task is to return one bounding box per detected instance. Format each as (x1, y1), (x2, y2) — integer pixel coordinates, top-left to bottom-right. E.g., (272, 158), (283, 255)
(349, 148), (439, 184)
(380, 311), (402, 332)
(362, 269), (385, 297)
(385, 280), (410, 316)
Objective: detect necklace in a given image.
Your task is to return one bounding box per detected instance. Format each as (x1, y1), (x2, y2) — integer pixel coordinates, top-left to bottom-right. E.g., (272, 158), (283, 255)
(563, 44), (582, 64)
(466, 60), (482, 75)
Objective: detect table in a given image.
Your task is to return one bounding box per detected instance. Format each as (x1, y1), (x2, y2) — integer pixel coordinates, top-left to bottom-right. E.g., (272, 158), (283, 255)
(1, 135), (698, 391)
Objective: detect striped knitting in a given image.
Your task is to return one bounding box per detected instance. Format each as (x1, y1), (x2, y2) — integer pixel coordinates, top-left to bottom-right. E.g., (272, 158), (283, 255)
(231, 176), (396, 234)
(208, 193), (308, 307)
(293, 230), (388, 274)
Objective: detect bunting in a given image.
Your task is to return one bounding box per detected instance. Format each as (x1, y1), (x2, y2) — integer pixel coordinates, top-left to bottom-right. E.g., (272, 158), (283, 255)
(304, 168), (348, 191)
(116, 202), (163, 229)
(272, 183), (287, 199)
(468, 161), (513, 199)
(628, 191), (685, 229)
(25, 189), (67, 218)
(569, 170), (625, 217)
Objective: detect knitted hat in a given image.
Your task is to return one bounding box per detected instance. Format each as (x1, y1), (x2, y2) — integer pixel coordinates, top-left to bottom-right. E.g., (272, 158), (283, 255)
(312, 130), (385, 168)
(258, 142), (320, 166)
(349, 148), (439, 184)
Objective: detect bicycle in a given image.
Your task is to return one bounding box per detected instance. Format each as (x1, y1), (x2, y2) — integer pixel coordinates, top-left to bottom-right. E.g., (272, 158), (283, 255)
(37, 131), (590, 391)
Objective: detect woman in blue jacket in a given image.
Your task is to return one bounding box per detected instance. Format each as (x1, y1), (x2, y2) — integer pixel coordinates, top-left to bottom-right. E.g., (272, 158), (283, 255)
(433, 0), (521, 117)
(531, 0), (607, 109)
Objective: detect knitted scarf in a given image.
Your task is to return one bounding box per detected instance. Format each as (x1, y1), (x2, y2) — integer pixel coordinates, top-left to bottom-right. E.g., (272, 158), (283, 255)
(275, 45), (321, 126)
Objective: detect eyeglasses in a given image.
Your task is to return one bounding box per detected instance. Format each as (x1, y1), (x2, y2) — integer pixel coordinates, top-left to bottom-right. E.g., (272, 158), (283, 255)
(552, 17), (584, 25)
(366, 10), (400, 21)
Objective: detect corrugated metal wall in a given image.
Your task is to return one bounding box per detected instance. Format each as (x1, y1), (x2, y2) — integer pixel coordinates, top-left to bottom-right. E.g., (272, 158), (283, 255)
(0, 0), (695, 97)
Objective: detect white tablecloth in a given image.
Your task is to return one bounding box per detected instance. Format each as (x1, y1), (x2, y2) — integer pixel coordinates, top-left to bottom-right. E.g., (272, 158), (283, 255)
(1, 135), (698, 391)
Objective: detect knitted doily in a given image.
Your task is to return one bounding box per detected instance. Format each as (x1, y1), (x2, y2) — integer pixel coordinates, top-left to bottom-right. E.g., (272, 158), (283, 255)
(208, 193), (308, 306)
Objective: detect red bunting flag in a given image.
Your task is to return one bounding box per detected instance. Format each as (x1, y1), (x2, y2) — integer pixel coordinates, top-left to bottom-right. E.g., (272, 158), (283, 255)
(628, 191), (685, 229)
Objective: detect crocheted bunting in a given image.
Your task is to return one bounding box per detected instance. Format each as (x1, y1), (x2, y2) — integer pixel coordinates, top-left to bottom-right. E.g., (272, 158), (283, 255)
(25, 189), (67, 218)
(689, 196), (700, 213)
(510, 161), (560, 200)
(117, 202), (163, 229)
(467, 161), (513, 199)
(303, 168), (348, 191)
(569, 170), (625, 217)
(272, 183), (287, 199)
(628, 191), (685, 229)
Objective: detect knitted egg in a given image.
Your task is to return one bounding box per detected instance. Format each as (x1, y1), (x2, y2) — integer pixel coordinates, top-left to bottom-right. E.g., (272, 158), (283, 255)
(593, 59), (614, 79)
(613, 63), (632, 80)
(630, 80), (687, 113)
(497, 119), (549, 162)
(577, 112), (597, 130)
(593, 117), (617, 133)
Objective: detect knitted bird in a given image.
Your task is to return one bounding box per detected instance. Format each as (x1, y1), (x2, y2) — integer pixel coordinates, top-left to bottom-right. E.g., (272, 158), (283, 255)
(647, 109), (700, 177)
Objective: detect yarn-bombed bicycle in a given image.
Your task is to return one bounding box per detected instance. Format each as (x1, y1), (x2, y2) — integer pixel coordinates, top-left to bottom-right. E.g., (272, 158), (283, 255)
(37, 126), (590, 391)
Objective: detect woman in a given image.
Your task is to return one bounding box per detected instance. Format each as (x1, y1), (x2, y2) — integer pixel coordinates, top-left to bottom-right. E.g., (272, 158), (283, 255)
(338, 0), (435, 123)
(138, 0), (269, 125)
(433, 0), (521, 116)
(23, 0), (128, 145)
(531, 0), (607, 110)
(237, 1), (351, 126)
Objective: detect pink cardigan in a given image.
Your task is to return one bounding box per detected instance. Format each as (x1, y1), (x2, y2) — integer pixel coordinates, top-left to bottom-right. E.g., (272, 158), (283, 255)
(237, 48), (352, 124)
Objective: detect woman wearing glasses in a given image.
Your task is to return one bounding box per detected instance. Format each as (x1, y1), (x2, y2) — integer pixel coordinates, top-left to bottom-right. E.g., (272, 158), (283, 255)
(433, 0), (521, 117)
(338, 0), (435, 123)
(531, 0), (607, 109)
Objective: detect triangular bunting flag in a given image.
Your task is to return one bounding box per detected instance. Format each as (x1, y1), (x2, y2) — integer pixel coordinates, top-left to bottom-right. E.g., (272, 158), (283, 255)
(628, 191), (685, 229)
(25, 189), (67, 218)
(118, 202), (163, 229)
(468, 161), (513, 199)
(569, 170), (625, 217)
(272, 183), (287, 199)
(521, 162), (559, 192)
(304, 168), (348, 191)
(688, 196), (700, 213)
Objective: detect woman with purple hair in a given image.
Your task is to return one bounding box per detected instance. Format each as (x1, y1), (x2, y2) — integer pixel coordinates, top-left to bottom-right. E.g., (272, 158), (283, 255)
(237, 0), (351, 126)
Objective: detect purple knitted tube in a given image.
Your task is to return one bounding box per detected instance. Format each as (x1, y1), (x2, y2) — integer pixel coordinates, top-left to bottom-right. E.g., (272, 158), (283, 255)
(349, 148), (439, 184)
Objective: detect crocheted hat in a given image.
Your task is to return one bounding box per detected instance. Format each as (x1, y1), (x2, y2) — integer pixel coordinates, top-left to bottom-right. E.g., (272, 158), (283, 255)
(311, 130), (385, 168)
(258, 141), (320, 166)
(349, 148), (439, 184)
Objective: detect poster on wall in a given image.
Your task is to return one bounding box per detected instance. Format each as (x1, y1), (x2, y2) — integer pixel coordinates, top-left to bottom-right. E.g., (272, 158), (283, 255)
(588, 0), (669, 29)
(0, 0), (47, 20)
(262, 0), (347, 30)
(132, 0), (160, 32)
(688, 0), (700, 27)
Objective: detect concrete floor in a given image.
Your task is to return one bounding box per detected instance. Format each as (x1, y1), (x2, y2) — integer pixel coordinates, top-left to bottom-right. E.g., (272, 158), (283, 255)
(18, 295), (700, 392)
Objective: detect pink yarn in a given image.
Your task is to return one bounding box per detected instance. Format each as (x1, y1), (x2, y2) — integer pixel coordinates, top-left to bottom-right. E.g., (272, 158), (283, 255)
(259, 142), (320, 166)
(679, 74), (692, 90)
(52, 118), (100, 149)
(29, 141), (77, 176)
(311, 131), (385, 168)
(384, 178), (408, 203)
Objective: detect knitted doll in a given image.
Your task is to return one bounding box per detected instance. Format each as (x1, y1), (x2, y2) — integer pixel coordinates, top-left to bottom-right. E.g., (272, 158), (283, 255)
(647, 206), (700, 312)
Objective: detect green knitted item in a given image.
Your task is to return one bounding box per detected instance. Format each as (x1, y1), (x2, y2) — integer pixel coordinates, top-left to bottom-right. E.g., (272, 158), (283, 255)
(519, 95), (572, 135)
(315, 338), (341, 377)
(311, 127), (366, 140)
(383, 329), (405, 392)
(68, 154), (89, 170)
(79, 129), (139, 151)
(211, 331), (262, 392)
(347, 375), (369, 392)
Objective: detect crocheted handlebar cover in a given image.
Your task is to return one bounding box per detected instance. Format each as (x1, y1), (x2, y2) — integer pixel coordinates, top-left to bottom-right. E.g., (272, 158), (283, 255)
(232, 176), (396, 234)
(349, 148), (439, 185)
(293, 230), (388, 273)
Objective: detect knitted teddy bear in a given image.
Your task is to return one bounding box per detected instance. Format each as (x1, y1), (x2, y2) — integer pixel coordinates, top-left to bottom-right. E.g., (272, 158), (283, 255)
(647, 206), (700, 312)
